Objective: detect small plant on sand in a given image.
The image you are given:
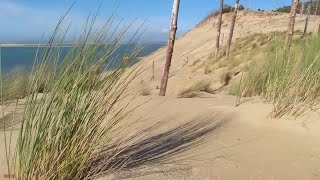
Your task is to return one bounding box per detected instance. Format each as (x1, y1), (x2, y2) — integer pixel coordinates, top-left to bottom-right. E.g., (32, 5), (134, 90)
(2, 67), (29, 101)
(10, 10), (144, 179)
(239, 34), (320, 118)
(138, 81), (152, 96)
(178, 80), (214, 98)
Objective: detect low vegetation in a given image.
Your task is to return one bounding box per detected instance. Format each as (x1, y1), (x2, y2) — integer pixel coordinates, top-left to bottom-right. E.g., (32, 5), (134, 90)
(239, 34), (320, 118)
(3, 13), (144, 179)
(273, 0), (320, 15)
(178, 80), (215, 98)
(138, 81), (152, 96)
(2, 67), (29, 101)
(197, 4), (245, 27)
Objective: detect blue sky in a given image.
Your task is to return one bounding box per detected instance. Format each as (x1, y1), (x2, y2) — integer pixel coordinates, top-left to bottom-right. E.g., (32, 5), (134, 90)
(0, 0), (292, 43)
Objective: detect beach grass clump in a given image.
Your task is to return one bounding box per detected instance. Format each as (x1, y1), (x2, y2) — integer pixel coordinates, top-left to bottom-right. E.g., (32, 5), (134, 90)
(239, 34), (320, 118)
(13, 13), (143, 179)
(178, 80), (214, 98)
(2, 67), (29, 101)
(138, 82), (152, 96)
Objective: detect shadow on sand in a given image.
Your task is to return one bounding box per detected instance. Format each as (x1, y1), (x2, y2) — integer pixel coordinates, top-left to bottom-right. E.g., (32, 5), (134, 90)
(83, 113), (231, 179)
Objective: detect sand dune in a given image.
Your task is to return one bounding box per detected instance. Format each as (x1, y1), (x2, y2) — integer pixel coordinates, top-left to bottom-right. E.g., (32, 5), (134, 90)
(1, 11), (320, 179)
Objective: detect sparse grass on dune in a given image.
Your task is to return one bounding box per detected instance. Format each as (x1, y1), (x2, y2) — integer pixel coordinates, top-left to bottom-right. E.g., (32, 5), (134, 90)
(138, 82), (151, 96)
(9, 12), (145, 179)
(201, 32), (278, 75)
(178, 80), (215, 98)
(239, 34), (320, 118)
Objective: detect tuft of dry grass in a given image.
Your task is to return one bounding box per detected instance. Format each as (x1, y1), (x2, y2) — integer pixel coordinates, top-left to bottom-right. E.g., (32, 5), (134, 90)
(178, 80), (215, 98)
(138, 82), (152, 96)
(2, 67), (29, 101)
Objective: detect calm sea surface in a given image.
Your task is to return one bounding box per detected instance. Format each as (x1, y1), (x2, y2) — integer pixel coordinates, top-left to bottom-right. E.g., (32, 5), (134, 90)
(0, 43), (164, 72)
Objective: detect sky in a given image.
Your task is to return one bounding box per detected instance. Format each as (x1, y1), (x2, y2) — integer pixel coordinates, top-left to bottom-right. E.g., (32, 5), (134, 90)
(0, 0), (293, 43)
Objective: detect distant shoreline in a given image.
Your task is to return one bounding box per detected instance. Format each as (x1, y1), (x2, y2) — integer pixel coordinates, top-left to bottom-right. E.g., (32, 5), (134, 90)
(1, 43), (77, 47)
(0, 42), (166, 48)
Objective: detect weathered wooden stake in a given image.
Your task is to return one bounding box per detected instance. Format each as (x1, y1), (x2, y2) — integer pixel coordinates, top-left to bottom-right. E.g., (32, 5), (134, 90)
(285, 0), (300, 53)
(226, 0), (240, 58)
(302, 3), (311, 38)
(152, 61), (155, 79)
(315, 1), (319, 16)
(215, 0), (224, 59)
(301, 1), (305, 16)
(159, 0), (180, 96)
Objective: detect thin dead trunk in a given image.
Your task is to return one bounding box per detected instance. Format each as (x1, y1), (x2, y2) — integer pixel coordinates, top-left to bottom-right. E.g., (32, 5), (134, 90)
(315, 1), (319, 16)
(302, 3), (311, 38)
(159, 0), (180, 96)
(285, 0), (300, 53)
(301, 1), (305, 16)
(215, 0), (224, 59)
(152, 61), (155, 79)
(226, 0), (240, 58)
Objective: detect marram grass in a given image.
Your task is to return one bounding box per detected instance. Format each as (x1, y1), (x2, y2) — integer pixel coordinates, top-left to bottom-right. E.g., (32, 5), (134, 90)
(13, 12), (144, 179)
(239, 34), (320, 118)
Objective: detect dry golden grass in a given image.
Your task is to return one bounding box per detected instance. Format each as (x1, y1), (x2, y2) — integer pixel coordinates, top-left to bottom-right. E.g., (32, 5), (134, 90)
(178, 80), (215, 98)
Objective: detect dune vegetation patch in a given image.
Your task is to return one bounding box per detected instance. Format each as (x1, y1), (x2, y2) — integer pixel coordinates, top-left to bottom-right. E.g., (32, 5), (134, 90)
(238, 34), (320, 118)
(178, 80), (215, 98)
(0, 11), (150, 179)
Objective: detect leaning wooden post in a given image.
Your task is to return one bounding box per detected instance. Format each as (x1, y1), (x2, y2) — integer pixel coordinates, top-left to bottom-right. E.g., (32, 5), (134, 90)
(152, 61), (155, 79)
(302, 3), (311, 38)
(285, 0), (300, 53)
(226, 0), (240, 58)
(159, 0), (180, 96)
(215, 0), (224, 59)
(315, 1), (319, 16)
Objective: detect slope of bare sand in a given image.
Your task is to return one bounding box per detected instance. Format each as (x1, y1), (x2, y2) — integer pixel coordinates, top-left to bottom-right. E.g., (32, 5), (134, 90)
(1, 11), (320, 180)
(103, 95), (320, 180)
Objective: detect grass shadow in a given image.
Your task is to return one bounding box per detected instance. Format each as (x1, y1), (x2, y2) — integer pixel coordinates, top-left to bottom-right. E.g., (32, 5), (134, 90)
(83, 114), (231, 179)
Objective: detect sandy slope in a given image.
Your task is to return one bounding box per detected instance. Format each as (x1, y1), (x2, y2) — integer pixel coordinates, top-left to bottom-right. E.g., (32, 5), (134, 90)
(1, 11), (320, 180)
(105, 95), (320, 180)
(138, 11), (320, 95)
(111, 12), (320, 179)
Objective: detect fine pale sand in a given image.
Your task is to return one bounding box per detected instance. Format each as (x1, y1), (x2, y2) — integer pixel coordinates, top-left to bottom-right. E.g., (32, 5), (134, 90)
(1, 11), (320, 179)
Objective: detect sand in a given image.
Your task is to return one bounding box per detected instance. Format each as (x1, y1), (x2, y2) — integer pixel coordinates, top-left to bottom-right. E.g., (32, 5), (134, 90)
(1, 11), (320, 179)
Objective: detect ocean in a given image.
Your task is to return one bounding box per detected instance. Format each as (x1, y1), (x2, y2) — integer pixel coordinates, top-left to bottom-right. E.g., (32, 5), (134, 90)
(0, 43), (165, 73)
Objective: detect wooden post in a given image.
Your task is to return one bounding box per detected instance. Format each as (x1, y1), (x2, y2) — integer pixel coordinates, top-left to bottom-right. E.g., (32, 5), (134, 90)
(302, 3), (311, 38)
(318, 24), (320, 35)
(226, 0), (240, 58)
(152, 61), (155, 79)
(159, 0), (180, 96)
(221, 33), (224, 46)
(215, 0), (224, 59)
(285, 0), (300, 53)
(301, 1), (305, 16)
(315, 1), (319, 16)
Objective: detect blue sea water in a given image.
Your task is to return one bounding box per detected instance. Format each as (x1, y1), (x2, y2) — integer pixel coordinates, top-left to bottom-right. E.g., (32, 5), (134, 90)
(0, 43), (165, 73)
